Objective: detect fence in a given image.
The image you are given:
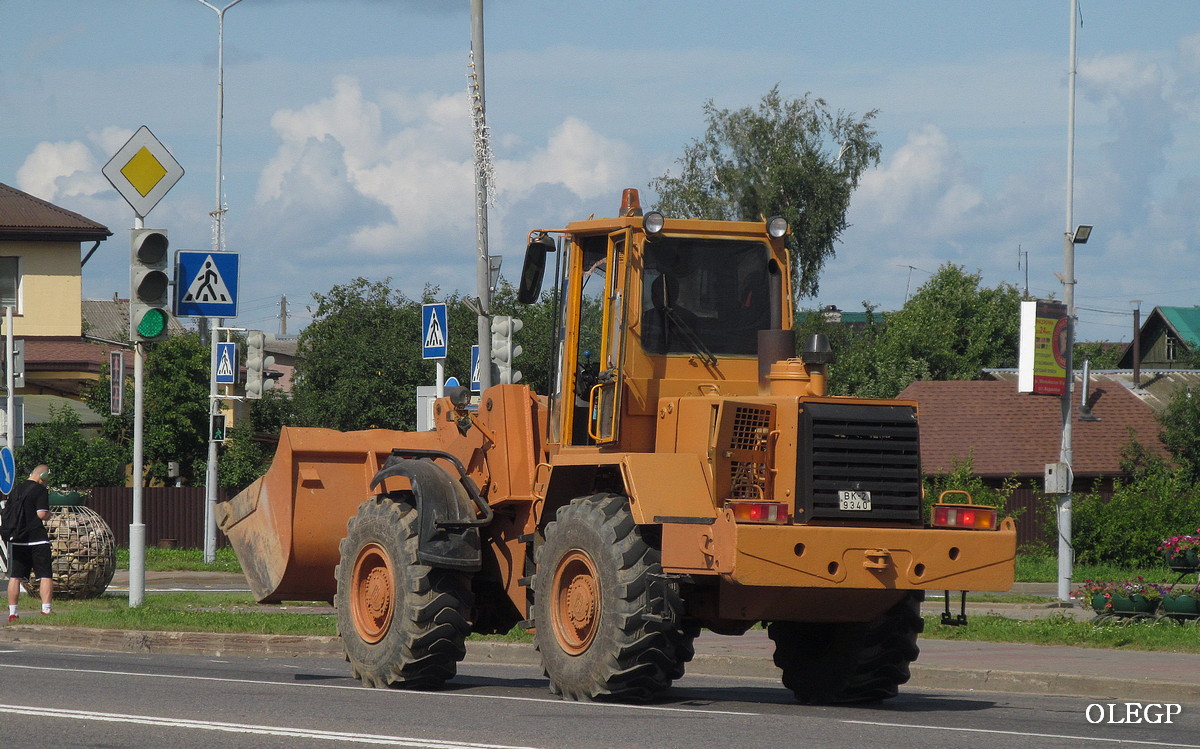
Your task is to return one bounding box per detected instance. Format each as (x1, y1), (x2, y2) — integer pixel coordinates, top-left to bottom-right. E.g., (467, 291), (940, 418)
(85, 487), (232, 549)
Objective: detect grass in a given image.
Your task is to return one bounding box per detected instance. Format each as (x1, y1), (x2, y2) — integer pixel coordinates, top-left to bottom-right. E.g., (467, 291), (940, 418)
(116, 547), (243, 574)
(924, 613), (1200, 654)
(17, 592), (336, 636)
(1016, 554), (1186, 585)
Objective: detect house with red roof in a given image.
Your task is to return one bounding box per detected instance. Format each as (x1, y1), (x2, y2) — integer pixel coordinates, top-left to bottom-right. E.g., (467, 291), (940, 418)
(897, 377), (1169, 547)
(0, 183), (115, 404)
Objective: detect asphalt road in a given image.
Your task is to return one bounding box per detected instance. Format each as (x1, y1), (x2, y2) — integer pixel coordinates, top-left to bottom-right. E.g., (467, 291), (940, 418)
(2, 644), (1197, 749)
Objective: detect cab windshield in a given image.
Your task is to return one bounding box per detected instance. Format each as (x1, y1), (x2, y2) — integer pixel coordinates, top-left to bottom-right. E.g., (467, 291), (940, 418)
(640, 237), (778, 357)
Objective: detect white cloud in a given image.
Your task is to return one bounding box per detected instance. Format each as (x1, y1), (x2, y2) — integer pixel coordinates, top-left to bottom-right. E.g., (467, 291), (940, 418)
(249, 77), (638, 274)
(499, 116), (636, 202)
(14, 140), (104, 202)
(852, 125), (983, 236)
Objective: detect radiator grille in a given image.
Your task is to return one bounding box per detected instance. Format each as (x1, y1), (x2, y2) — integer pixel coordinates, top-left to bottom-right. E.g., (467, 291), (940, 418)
(722, 405), (773, 500)
(799, 402), (921, 522)
(730, 407), (771, 450)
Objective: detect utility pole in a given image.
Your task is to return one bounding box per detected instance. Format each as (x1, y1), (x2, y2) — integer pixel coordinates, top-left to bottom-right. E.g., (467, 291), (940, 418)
(470, 0), (493, 391)
(1058, 0), (1079, 604)
(279, 294), (288, 338)
(196, 0), (247, 564)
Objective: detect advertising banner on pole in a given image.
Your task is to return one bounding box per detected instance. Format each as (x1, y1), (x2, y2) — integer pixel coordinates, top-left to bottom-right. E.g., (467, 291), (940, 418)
(1018, 300), (1069, 395)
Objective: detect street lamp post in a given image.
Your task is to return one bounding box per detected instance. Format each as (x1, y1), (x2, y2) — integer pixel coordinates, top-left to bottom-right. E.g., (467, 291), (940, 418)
(195, 0), (246, 564)
(1058, 0), (1091, 603)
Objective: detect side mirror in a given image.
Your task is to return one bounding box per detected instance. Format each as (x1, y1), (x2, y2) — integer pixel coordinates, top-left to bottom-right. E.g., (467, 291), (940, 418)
(518, 234), (555, 304)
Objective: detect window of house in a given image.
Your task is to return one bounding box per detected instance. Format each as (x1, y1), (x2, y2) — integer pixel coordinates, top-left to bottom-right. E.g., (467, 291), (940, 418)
(1166, 334), (1178, 362)
(0, 257), (18, 310)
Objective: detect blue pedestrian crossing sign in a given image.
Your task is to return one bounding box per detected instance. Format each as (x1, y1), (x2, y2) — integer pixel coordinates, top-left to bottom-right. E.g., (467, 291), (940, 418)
(175, 250), (239, 318)
(470, 345), (481, 392)
(421, 303), (448, 359)
(215, 342), (238, 385)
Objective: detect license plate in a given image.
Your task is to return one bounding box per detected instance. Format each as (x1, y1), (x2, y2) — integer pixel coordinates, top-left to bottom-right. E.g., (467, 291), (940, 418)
(838, 490), (872, 511)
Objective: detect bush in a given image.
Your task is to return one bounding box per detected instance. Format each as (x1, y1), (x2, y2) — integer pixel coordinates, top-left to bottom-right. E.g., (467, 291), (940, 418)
(1071, 459), (1200, 567)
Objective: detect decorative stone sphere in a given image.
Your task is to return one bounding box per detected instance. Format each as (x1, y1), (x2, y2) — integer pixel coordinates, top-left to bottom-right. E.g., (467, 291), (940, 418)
(22, 504), (117, 599)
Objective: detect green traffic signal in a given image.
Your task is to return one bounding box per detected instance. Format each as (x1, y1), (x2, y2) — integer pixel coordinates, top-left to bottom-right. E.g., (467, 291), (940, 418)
(136, 307), (169, 339)
(130, 228), (170, 342)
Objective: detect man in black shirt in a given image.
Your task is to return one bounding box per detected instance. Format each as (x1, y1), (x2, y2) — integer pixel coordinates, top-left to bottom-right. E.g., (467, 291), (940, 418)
(6, 465), (52, 621)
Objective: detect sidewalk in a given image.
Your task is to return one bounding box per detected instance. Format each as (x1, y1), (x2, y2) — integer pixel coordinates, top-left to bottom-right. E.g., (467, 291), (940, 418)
(2, 572), (1197, 703)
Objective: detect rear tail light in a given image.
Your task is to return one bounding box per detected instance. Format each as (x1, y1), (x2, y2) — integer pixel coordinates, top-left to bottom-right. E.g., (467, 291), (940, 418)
(727, 501), (789, 524)
(931, 504), (998, 530)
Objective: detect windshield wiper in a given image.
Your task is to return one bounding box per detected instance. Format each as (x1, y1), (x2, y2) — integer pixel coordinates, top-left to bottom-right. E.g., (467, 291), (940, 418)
(664, 308), (718, 366)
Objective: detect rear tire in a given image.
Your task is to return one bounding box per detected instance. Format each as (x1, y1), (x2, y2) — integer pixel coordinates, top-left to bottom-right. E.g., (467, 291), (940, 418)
(768, 591), (924, 704)
(533, 493), (694, 702)
(334, 496), (473, 689)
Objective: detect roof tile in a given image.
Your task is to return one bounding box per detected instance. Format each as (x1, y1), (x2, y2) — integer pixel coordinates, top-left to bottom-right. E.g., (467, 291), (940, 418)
(0, 182), (111, 241)
(897, 378), (1168, 477)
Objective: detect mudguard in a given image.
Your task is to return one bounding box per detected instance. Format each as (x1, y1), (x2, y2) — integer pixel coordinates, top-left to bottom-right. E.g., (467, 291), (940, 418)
(371, 455), (484, 572)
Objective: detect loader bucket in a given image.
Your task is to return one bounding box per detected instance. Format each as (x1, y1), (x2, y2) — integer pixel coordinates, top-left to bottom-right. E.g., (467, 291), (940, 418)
(216, 425), (436, 603)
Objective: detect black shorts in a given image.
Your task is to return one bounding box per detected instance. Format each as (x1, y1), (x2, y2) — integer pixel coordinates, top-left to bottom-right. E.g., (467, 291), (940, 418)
(9, 543), (52, 580)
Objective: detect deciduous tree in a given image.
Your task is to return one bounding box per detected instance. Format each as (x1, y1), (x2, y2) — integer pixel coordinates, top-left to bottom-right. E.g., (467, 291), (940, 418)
(652, 85), (880, 298)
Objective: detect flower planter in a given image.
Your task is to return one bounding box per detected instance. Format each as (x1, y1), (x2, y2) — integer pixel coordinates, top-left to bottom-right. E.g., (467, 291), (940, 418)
(1164, 549), (1200, 572)
(1162, 595), (1200, 616)
(1108, 594), (1157, 615)
(1090, 593), (1110, 614)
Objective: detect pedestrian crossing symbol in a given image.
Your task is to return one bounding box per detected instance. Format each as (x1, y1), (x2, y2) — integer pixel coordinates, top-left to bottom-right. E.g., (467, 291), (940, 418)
(215, 342), (237, 385)
(424, 316), (445, 350)
(470, 344), (481, 392)
(421, 303), (448, 359)
(174, 250), (240, 318)
(183, 255), (233, 305)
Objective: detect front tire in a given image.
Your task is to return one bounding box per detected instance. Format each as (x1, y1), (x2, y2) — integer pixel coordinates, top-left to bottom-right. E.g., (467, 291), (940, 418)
(532, 493), (694, 702)
(768, 591), (924, 704)
(334, 496), (473, 689)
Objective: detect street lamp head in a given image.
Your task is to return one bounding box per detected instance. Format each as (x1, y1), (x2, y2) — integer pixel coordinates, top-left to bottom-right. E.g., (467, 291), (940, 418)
(1072, 224), (1093, 244)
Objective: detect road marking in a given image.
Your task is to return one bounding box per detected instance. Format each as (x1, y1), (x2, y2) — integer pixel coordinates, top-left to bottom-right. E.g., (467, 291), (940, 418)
(0, 703), (543, 748)
(842, 720), (1200, 748)
(0, 663), (759, 717)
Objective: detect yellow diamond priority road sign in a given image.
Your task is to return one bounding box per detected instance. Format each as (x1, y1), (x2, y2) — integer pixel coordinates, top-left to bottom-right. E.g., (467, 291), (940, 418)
(103, 126), (184, 218)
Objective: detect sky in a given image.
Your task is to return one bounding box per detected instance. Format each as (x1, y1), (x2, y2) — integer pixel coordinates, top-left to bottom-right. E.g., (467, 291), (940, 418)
(2, 1), (1199, 343)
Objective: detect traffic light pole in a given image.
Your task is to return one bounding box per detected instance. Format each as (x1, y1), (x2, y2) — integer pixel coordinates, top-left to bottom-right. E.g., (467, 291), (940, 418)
(129, 216), (146, 608)
(5, 307), (12, 448)
(204, 329), (220, 563)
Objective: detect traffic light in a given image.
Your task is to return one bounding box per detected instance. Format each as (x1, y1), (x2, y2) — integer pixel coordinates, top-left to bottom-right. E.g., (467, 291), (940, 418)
(244, 330), (276, 399)
(490, 315), (523, 385)
(210, 413), (228, 443)
(12, 339), (23, 389)
(1, 339), (24, 390)
(129, 228), (170, 342)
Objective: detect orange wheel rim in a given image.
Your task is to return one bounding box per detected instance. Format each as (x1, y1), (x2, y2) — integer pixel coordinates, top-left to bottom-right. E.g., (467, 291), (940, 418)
(351, 543), (393, 644)
(551, 549), (600, 655)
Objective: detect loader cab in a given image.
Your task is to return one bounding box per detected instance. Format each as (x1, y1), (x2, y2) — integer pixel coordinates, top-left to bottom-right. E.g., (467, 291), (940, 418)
(518, 190), (792, 452)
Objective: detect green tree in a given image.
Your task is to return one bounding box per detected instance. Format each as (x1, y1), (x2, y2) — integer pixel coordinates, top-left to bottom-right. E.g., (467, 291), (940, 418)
(289, 276), (561, 436)
(15, 404), (126, 487)
(84, 334), (211, 484)
(291, 278), (428, 431)
(1158, 387), (1200, 481)
(831, 264), (1021, 398)
(1073, 340), (1123, 369)
(651, 85), (881, 297)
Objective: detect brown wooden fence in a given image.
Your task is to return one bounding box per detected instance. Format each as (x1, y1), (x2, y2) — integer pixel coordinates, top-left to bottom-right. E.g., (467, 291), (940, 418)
(85, 487), (232, 549)
(993, 478), (1115, 552)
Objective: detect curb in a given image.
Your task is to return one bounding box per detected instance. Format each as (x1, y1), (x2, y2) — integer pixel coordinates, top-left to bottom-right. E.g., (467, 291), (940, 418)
(4, 626), (1198, 704)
